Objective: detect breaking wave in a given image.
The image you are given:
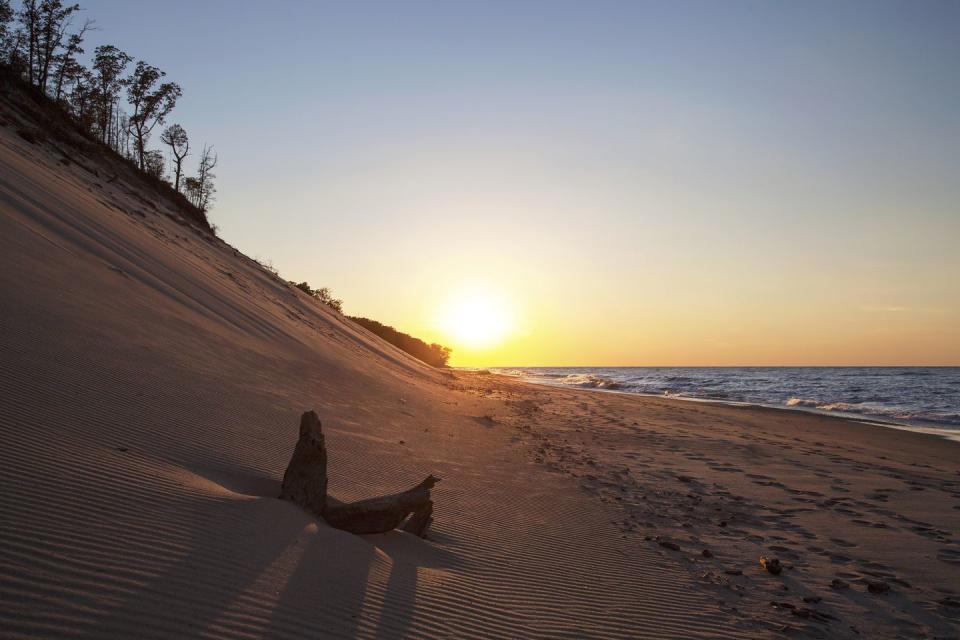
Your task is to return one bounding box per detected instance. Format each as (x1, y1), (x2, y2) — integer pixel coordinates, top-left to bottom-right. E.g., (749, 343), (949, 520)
(785, 397), (960, 426)
(558, 374), (622, 390)
(487, 367), (960, 435)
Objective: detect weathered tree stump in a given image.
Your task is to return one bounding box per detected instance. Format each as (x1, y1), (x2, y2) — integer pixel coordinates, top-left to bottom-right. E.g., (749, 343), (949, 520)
(278, 410), (328, 516)
(279, 410), (439, 537)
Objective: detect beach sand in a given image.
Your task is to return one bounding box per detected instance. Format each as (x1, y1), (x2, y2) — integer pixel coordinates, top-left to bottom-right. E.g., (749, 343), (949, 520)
(2, 102), (959, 639)
(455, 373), (960, 638)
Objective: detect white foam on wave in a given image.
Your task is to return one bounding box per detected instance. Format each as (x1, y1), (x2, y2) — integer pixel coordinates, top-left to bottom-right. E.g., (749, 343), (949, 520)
(785, 397), (960, 427)
(559, 373), (622, 390)
(488, 368), (960, 432)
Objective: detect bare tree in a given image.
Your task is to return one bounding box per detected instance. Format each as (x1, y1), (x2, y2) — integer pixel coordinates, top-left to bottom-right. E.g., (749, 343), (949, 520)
(160, 124), (189, 191)
(0, 1), (11, 31)
(196, 144), (217, 212)
(91, 44), (131, 145)
(126, 60), (180, 170)
(36, 0), (80, 91)
(0, 1), (14, 61)
(115, 108), (132, 158)
(185, 144), (216, 212)
(17, 0), (39, 86)
(6, 26), (26, 75)
(4, 3), (220, 214)
(67, 66), (94, 127)
(52, 17), (92, 101)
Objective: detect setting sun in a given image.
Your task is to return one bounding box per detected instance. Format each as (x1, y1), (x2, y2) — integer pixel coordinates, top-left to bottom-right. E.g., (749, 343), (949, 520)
(4, 2), (960, 637)
(438, 287), (514, 349)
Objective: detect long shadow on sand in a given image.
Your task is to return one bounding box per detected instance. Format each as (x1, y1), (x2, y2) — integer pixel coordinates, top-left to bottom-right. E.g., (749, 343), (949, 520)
(76, 468), (460, 639)
(263, 497), (464, 638)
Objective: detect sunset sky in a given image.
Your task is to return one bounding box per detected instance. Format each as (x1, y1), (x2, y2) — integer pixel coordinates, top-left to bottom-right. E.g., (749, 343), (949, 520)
(80, 1), (960, 366)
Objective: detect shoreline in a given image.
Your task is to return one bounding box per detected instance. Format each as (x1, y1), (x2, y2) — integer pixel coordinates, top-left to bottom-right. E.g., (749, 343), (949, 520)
(482, 368), (960, 442)
(4, 103), (763, 640)
(453, 370), (960, 637)
(5, 112), (959, 638)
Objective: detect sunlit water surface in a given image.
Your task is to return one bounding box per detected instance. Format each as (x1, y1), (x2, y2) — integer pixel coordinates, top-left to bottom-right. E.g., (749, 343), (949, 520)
(489, 367), (960, 440)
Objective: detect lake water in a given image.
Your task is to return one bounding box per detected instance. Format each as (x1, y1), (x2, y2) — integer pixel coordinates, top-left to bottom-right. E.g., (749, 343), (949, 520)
(490, 367), (960, 440)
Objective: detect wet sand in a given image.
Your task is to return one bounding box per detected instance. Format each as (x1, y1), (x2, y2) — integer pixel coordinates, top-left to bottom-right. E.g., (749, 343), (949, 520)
(452, 371), (960, 638)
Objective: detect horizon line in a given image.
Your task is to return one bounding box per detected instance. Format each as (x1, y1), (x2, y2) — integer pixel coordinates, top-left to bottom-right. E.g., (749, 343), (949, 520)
(456, 364), (960, 369)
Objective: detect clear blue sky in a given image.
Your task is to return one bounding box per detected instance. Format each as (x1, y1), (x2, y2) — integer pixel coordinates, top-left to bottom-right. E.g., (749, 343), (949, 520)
(72, 1), (960, 365)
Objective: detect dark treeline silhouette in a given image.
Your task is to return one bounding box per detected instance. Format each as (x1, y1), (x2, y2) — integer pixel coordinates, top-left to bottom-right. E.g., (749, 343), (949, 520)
(290, 281), (450, 367)
(292, 281), (343, 314)
(0, 0), (216, 216)
(349, 317), (451, 368)
(2, 2), (450, 366)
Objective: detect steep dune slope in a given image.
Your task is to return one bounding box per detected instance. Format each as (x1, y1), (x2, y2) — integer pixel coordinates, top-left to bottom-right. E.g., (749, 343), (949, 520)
(0, 107), (744, 638)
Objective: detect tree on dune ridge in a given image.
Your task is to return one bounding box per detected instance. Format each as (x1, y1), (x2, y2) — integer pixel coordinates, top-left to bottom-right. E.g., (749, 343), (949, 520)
(90, 44), (131, 146)
(126, 60), (180, 171)
(1, 2), (456, 368)
(35, 0), (80, 91)
(349, 316), (451, 368)
(51, 17), (92, 102)
(184, 144), (216, 212)
(293, 282), (343, 313)
(160, 123), (189, 192)
(0, 1), (16, 62)
(0, 1), (219, 224)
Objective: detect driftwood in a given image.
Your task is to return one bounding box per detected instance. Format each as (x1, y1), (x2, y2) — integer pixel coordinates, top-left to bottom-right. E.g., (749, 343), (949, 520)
(325, 475), (439, 536)
(279, 410), (328, 515)
(279, 410), (439, 537)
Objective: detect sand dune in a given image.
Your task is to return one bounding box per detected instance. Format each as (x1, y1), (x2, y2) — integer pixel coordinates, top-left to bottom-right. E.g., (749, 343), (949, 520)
(0, 105), (754, 638)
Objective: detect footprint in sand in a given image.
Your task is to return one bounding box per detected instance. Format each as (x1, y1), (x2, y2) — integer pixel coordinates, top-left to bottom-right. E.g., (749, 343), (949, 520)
(829, 537), (858, 548)
(753, 479), (787, 489)
(860, 560), (894, 573)
(706, 462), (742, 473)
(911, 525), (951, 542)
(936, 548), (960, 565)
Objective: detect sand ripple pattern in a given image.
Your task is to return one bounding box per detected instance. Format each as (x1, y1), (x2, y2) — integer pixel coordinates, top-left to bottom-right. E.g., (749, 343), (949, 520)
(0, 119), (744, 638)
